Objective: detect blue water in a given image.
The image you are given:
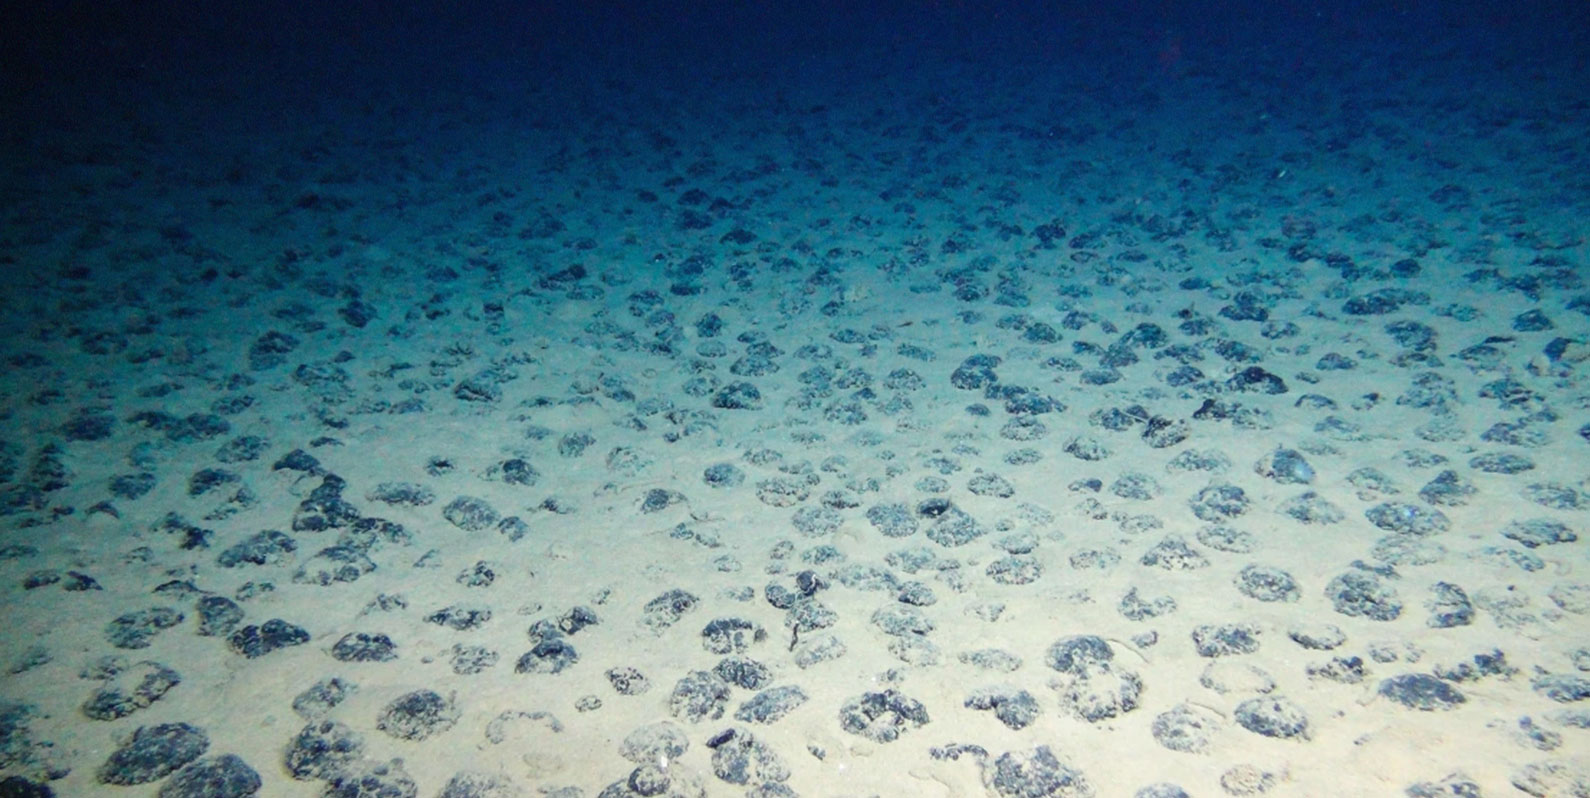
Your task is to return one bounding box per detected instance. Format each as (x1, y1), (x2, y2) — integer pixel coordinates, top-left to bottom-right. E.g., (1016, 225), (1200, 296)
(2, 1), (1588, 796)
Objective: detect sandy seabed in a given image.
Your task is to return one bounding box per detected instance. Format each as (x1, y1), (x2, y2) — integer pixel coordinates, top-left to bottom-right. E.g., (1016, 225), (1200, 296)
(2, 33), (1589, 798)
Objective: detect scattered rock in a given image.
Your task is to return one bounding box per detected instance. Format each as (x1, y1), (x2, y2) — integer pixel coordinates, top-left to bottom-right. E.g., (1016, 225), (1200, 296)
(1192, 624), (1262, 657)
(1426, 582), (1475, 628)
(322, 759), (416, 798)
(982, 745), (1093, 798)
(292, 678), (356, 720)
(1288, 624), (1346, 650)
(965, 686), (1042, 730)
(1254, 449), (1314, 484)
(217, 530), (297, 568)
(98, 723), (209, 785)
(620, 721), (689, 765)
(1140, 536), (1208, 570)
(1378, 673), (1466, 710)
(1233, 696), (1311, 740)
(228, 619), (310, 658)
(1532, 673), (1590, 704)
(1234, 565), (1300, 602)
(285, 721), (364, 780)
(1502, 519), (1577, 549)
(607, 667), (652, 696)
(1326, 570), (1403, 621)
(332, 633), (398, 663)
(735, 686), (807, 724)
(105, 607), (184, 649)
(1152, 703), (1225, 753)
(1365, 502), (1450, 536)
(442, 496), (500, 532)
(669, 671), (732, 723)
(838, 689), (930, 742)
(514, 637), (578, 675)
(1053, 661), (1143, 722)
(642, 589), (700, 631)
(1188, 484), (1249, 522)
(707, 727), (790, 786)
(716, 656), (772, 690)
(156, 754), (262, 798)
(195, 596), (244, 636)
(377, 690), (458, 740)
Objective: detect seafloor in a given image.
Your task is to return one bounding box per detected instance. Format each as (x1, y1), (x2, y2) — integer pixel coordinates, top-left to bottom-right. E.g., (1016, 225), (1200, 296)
(1, 20), (1588, 798)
